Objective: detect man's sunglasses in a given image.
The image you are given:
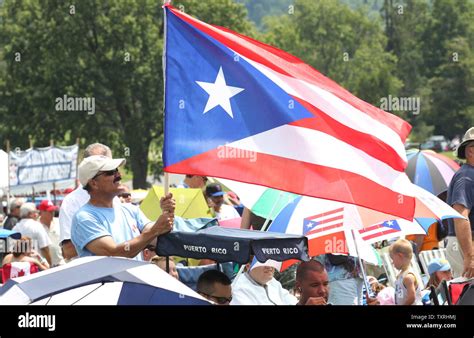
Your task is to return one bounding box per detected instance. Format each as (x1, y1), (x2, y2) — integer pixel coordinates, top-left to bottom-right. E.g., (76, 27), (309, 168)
(200, 292), (232, 304)
(93, 168), (119, 179)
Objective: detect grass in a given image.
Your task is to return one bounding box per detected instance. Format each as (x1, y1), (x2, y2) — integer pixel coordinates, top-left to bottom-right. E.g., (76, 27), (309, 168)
(440, 151), (456, 160)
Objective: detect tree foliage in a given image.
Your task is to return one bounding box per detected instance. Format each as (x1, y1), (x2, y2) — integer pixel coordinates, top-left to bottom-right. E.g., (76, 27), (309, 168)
(0, 0), (254, 187)
(263, 0), (402, 109)
(1, 0), (473, 187)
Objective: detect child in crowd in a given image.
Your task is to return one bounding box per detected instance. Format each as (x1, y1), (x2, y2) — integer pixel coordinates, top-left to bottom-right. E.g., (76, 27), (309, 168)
(426, 258), (453, 289)
(389, 239), (422, 305)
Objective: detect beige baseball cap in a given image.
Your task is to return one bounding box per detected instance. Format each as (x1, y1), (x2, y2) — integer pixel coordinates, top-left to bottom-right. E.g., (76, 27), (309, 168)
(78, 155), (126, 186)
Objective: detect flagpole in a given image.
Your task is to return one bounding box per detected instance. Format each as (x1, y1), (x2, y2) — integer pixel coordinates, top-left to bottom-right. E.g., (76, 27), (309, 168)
(50, 139), (57, 204)
(75, 138), (80, 189)
(234, 191), (286, 279)
(350, 228), (371, 303)
(161, 0), (172, 274)
(6, 140), (11, 214)
(162, 0), (171, 196)
(164, 173), (169, 195)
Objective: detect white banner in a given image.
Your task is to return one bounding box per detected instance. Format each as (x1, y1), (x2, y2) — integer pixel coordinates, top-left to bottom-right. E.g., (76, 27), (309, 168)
(9, 145), (78, 193)
(0, 149), (8, 188)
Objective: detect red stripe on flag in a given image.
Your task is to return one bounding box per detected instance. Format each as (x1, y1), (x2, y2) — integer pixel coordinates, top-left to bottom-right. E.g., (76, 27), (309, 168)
(166, 5), (411, 142)
(307, 231), (348, 257)
(359, 224), (384, 234)
(164, 147), (415, 220)
(289, 96), (407, 171)
(310, 215), (343, 226)
(308, 216), (343, 229)
(361, 228), (399, 241)
(307, 222), (344, 234)
(306, 207), (344, 221)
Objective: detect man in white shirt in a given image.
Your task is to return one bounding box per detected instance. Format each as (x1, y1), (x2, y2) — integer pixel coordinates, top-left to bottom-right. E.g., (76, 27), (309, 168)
(59, 143), (114, 260)
(38, 200), (65, 267)
(231, 264), (297, 305)
(12, 203), (52, 265)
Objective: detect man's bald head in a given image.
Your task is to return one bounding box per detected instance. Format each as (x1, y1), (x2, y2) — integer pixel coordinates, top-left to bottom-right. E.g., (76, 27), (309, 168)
(296, 259), (326, 282)
(84, 143), (112, 158)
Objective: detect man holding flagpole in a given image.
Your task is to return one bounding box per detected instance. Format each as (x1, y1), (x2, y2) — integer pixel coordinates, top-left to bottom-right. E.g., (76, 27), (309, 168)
(71, 155), (175, 260)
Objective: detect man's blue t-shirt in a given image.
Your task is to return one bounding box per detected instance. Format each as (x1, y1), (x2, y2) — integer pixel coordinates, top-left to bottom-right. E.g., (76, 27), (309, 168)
(71, 203), (151, 260)
(447, 164), (474, 237)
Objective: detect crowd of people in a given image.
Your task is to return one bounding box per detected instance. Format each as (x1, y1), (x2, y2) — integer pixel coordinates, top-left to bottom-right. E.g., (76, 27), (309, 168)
(1, 125), (473, 305)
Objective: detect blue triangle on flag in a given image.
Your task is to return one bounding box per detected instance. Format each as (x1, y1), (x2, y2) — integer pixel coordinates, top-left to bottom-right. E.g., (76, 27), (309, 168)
(164, 10), (313, 166)
(383, 220), (401, 231)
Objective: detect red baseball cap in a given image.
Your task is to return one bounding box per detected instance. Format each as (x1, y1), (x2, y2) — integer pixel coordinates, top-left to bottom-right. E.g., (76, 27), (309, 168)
(38, 200), (59, 212)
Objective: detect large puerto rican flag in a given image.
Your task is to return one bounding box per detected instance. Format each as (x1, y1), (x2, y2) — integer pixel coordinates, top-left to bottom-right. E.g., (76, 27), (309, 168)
(162, 5), (415, 220)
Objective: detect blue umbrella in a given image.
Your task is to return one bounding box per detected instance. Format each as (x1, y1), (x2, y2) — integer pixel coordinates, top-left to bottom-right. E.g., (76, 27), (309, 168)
(0, 256), (210, 305)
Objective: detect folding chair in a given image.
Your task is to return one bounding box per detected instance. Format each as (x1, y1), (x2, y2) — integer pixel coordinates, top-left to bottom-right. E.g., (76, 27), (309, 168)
(449, 278), (474, 305)
(429, 280), (450, 305)
(418, 248), (447, 275)
(455, 282), (474, 305)
(381, 252), (397, 287)
(382, 252), (425, 288)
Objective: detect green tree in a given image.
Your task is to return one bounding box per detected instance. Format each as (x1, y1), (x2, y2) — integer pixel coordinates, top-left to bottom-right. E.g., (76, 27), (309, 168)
(381, 0), (474, 139)
(176, 0), (255, 35)
(0, 0), (254, 188)
(420, 0), (474, 138)
(382, 0), (431, 98)
(263, 0), (402, 110)
(421, 0), (473, 79)
(236, 0), (293, 30)
(425, 37), (474, 137)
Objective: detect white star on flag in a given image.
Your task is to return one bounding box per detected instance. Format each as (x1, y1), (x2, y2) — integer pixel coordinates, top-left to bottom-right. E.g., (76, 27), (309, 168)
(196, 66), (244, 118)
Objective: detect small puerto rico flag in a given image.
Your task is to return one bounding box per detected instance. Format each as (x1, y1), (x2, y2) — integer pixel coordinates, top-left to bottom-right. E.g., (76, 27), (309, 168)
(303, 207), (345, 235)
(358, 220), (402, 243)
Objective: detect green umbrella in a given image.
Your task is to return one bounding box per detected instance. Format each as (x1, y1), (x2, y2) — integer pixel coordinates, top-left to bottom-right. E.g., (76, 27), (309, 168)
(217, 178), (298, 220)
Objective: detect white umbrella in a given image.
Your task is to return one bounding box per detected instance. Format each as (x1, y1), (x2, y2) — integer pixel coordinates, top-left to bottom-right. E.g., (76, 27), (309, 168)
(0, 256), (209, 305)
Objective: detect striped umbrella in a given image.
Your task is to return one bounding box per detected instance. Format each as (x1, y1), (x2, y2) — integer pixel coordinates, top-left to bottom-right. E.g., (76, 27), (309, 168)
(405, 150), (460, 196)
(0, 257), (209, 305)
